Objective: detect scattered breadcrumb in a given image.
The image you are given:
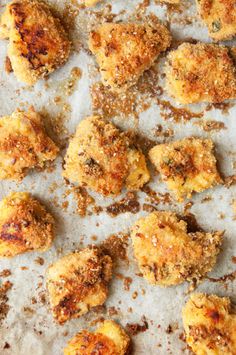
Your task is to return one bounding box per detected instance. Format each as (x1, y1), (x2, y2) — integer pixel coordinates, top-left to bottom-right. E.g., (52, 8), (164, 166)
(126, 316), (149, 336)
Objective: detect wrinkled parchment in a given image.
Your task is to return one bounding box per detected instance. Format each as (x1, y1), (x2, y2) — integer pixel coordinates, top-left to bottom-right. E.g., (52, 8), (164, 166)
(0, 0), (236, 354)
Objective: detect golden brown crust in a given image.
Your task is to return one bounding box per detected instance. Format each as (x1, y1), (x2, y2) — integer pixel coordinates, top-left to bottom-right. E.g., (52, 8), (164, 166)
(0, 192), (54, 258)
(64, 320), (130, 355)
(63, 116), (150, 196)
(196, 0), (236, 41)
(0, 108), (59, 181)
(131, 211), (223, 286)
(89, 22), (171, 92)
(46, 246), (113, 324)
(183, 293), (236, 355)
(0, 0), (70, 85)
(149, 137), (222, 201)
(165, 43), (236, 104)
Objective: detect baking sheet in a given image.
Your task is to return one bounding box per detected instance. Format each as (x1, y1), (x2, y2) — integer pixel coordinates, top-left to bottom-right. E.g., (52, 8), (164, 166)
(0, 0), (236, 354)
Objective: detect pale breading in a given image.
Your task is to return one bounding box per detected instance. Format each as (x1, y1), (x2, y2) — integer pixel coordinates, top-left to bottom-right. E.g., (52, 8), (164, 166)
(63, 116), (150, 196)
(165, 43), (236, 104)
(0, 0), (70, 85)
(160, 0), (180, 3)
(149, 137), (222, 201)
(183, 293), (236, 355)
(85, 0), (100, 6)
(89, 22), (171, 92)
(64, 320), (130, 355)
(0, 108), (59, 181)
(0, 192), (54, 258)
(131, 211), (223, 286)
(46, 246), (113, 324)
(196, 0), (236, 41)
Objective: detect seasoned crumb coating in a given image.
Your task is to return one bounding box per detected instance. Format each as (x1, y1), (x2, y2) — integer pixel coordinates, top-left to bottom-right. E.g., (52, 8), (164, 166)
(46, 246), (113, 324)
(183, 293), (236, 355)
(0, 0), (70, 85)
(63, 116), (150, 196)
(0, 108), (59, 181)
(131, 211), (223, 286)
(0, 192), (54, 258)
(196, 0), (236, 41)
(149, 137), (222, 201)
(64, 320), (130, 355)
(165, 43), (236, 104)
(89, 22), (171, 92)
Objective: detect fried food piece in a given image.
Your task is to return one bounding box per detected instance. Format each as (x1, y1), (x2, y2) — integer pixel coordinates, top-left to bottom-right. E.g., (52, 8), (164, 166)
(183, 293), (236, 355)
(89, 22), (171, 92)
(63, 116), (150, 196)
(165, 43), (236, 104)
(0, 0), (70, 85)
(47, 246), (113, 324)
(64, 320), (130, 355)
(0, 108), (59, 181)
(196, 0), (236, 41)
(0, 192), (54, 258)
(149, 137), (222, 201)
(131, 211), (223, 286)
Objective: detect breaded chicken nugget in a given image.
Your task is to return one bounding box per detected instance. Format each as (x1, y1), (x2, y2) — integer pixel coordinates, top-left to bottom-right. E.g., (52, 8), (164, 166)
(46, 246), (113, 324)
(0, 108), (59, 181)
(63, 116), (150, 196)
(131, 211), (223, 286)
(165, 43), (236, 104)
(183, 293), (236, 355)
(149, 137), (222, 201)
(0, 0), (70, 85)
(196, 0), (236, 41)
(0, 192), (54, 258)
(89, 22), (171, 92)
(64, 320), (130, 355)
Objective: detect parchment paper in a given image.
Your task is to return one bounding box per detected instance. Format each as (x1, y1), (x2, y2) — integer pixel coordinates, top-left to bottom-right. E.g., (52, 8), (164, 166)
(0, 0), (235, 354)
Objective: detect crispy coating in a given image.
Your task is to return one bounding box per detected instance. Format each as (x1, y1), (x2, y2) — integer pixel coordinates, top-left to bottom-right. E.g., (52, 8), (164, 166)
(89, 22), (171, 92)
(0, 0), (70, 85)
(131, 211), (223, 286)
(196, 0), (236, 41)
(0, 108), (59, 181)
(149, 137), (222, 201)
(0, 192), (54, 258)
(183, 293), (236, 355)
(64, 320), (130, 355)
(165, 43), (236, 104)
(63, 116), (150, 196)
(46, 246), (113, 324)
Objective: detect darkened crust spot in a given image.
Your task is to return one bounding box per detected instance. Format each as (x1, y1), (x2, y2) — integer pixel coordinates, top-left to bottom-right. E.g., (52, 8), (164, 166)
(0, 192), (54, 257)
(1, 0), (70, 84)
(47, 246), (113, 324)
